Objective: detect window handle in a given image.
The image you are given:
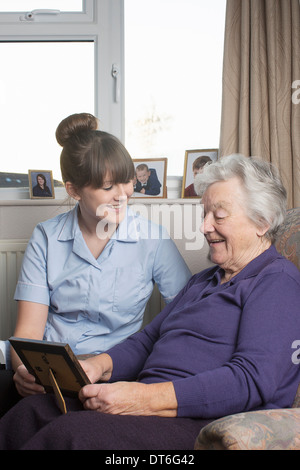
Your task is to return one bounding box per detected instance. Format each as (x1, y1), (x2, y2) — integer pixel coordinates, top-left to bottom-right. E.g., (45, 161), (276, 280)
(20, 10), (60, 21)
(111, 64), (120, 103)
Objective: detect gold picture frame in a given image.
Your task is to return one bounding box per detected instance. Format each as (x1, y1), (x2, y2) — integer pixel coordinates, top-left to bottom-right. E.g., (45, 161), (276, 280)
(28, 170), (55, 199)
(181, 149), (218, 198)
(132, 158), (168, 198)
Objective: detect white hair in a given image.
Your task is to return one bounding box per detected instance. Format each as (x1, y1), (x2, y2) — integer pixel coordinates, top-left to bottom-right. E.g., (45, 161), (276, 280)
(194, 154), (287, 243)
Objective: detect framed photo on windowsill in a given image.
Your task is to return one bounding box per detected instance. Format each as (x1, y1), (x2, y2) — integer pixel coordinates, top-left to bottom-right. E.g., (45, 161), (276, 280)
(132, 158), (167, 198)
(28, 170), (55, 199)
(181, 149), (218, 198)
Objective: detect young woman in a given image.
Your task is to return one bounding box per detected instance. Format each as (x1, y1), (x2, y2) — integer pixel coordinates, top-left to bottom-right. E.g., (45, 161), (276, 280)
(32, 173), (52, 197)
(9, 113), (191, 397)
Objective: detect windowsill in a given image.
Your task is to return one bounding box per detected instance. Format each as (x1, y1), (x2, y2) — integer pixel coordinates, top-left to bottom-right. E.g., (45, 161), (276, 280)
(0, 176), (201, 205)
(0, 187), (69, 204)
(0, 197), (201, 207)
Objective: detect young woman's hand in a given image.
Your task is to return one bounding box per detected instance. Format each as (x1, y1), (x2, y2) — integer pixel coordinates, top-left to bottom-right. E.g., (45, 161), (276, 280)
(13, 364), (45, 397)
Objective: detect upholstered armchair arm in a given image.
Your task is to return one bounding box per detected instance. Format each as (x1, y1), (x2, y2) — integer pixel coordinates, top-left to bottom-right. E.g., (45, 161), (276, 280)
(195, 408), (300, 450)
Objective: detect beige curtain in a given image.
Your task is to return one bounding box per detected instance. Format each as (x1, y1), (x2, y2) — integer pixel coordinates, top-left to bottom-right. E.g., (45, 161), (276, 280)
(219, 0), (300, 208)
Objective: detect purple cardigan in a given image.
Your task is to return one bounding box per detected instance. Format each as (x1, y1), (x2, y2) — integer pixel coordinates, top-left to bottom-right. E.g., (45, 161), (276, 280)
(108, 246), (300, 419)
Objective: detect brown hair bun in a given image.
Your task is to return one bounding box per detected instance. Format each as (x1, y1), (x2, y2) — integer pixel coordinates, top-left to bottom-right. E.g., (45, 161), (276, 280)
(56, 113), (98, 147)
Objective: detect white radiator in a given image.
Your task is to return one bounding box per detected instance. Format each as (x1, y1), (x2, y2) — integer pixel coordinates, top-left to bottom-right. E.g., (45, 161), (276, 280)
(0, 240), (27, 340)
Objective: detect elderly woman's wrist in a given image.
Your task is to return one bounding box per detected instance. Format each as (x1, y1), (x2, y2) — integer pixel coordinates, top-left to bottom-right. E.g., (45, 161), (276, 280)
(93, 353), (113, 382)
(147, 382), (178, 417)
(81, 353), (113, 383)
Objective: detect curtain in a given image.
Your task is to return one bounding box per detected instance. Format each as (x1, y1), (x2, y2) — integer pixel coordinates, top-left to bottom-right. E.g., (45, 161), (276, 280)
(219, 0), (300, 208)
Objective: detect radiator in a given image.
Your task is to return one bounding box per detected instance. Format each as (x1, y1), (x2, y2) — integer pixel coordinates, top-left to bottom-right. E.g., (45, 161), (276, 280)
(0, 240), (27, 340)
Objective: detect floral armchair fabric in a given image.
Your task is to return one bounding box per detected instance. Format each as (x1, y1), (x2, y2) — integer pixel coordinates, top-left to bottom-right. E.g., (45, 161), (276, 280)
(195, 393), (300, 450)
(275, 208), (300, 271)
(195, 208), (300, 451)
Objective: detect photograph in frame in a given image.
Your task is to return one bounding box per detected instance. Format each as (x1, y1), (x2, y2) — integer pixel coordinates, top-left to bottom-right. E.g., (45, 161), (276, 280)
(181, 149), (218, 198)
(132, 158), (167, 198)
(28, 170), (55, 199)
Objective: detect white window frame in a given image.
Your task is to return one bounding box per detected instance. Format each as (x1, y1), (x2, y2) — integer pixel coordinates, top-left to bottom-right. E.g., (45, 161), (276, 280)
(0, 0), (124, 200)
(0, 0), (94, 23)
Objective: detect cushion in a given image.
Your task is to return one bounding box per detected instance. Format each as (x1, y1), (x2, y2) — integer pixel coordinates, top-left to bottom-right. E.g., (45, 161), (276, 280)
(195, 408), (300, 450)
(275, 208), (300, 270)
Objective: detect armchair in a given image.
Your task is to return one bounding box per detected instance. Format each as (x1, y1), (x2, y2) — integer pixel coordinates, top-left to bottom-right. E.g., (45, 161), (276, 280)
(195, 208), (300, 450)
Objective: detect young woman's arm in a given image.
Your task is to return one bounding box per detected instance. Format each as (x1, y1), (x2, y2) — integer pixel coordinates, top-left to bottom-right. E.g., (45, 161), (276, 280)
(12, 300), (48, 396)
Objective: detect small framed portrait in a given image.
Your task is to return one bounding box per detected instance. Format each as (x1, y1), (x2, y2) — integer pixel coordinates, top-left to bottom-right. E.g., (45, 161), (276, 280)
(28, 170), (55, 199)
(132, 158), (167, 198)
(181, 149), (218, 198)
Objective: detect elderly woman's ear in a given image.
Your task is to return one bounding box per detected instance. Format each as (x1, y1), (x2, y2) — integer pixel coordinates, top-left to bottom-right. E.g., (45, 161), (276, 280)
(256, 222), (271, 238)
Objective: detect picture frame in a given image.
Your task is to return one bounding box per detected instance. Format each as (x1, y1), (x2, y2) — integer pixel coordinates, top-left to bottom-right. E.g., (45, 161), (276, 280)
(181, 149), (218, 198)
(28, 170), (55, 199)
(9, 337), (90, 398)
(132, 158), (167, 198)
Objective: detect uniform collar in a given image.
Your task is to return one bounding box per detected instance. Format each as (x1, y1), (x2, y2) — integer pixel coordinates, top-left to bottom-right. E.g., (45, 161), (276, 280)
(111, 207), (140, 243)
(57, 204), (80, 241)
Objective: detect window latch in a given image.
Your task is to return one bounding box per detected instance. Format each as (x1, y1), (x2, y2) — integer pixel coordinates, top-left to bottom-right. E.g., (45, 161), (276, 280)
(20, 9), (61, 22)
(111, 64), (120, 103)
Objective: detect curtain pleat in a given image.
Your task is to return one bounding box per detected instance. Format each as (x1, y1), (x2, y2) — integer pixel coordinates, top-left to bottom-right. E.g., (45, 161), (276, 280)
(220, 0), (300, 208)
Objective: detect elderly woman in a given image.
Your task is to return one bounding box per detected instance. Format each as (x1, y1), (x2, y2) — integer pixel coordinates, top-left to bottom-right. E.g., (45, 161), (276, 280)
(1, 154), (300, 450)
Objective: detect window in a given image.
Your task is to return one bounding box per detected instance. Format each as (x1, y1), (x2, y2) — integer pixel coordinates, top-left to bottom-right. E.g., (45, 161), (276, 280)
(0, 41), (94, 182)
(124, 0), (226, 176)
(0, 0), (226, 197)
(0, 0), (83, 10)
(0, 0), (123, 197)
(0, 0), (94, 22)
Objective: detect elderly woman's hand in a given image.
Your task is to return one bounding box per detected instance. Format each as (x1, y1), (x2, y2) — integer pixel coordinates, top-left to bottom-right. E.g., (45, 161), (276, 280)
(79, 353), (113, 384)
(78, 381), (178, 417)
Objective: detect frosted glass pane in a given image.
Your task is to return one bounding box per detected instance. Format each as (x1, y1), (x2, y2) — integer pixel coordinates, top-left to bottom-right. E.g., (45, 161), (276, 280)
(0, 42), (94, 181)
(0, 0), (83, 12)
